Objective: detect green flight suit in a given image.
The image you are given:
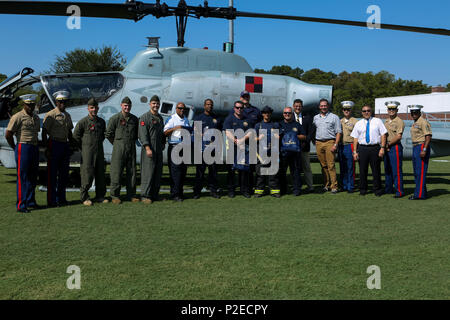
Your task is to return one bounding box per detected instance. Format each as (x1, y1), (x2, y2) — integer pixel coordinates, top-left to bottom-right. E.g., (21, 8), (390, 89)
(73, 115), (106, 202)
(138, 111), (165, 200)
(105, 112), (139, 199)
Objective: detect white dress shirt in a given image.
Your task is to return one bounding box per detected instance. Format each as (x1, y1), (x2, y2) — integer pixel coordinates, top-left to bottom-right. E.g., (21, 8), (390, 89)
(164, 113), (191, 144)
(350, 117), (387, 145)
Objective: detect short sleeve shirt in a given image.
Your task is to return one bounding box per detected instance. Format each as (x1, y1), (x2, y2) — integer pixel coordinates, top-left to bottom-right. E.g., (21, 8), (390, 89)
(164, 113), (191, 144)
(279, 120), (305, 138)
(340, 117), (358, 144)
(313, 112), (342, 140)
(6, 109), (40, 145)
(43, 108), (73, 142)
(384, 116), (405, 144)
(410, 116), (432, 144)
(350, 117), (387, 145)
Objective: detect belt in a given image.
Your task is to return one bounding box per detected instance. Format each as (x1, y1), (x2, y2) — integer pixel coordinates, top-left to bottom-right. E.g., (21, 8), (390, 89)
(413, 142), (424, 147)
(316, 139), (334, 142)
(343, 142), (353, 145)
(19, 141), (38, 146)
(51, 138), (68, 143)
(359, 144), (379, 147)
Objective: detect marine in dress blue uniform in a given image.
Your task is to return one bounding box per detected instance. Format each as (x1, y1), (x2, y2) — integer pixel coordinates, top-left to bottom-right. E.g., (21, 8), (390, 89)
(193, 99), (221, 199)
(5, 94), (40, 213)
(278, 107), (306, 196)
(408, 105), (432, 200)
(223, 100), (252, 198)
(42, 90), (74, 207)
(254, 106), (280, 197)
(338, 101), (358, 193)
(383, 101), (405, 198)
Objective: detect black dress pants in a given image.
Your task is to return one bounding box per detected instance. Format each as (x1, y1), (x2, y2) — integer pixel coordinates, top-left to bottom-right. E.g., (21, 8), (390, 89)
(358, 144), (382, 195)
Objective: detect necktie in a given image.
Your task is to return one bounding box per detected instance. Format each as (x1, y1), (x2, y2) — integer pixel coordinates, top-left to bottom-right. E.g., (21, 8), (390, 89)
(365, 119), (370, 144)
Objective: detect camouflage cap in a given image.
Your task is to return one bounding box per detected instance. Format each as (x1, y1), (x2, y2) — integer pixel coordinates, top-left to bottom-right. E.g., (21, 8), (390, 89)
(150, 95), (160, 102)
(87, 97), (98, 107)
(121, 96), (132, 105)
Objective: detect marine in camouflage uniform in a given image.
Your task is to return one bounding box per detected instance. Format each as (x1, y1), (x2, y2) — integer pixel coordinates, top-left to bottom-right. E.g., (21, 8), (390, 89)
(138, 95), (166, 203)
(73, 98), (108, 205)
(105, 97), (139, 204)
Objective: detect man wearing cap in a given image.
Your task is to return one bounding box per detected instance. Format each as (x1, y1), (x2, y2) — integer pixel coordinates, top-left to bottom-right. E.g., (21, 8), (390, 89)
(338, 101), (358, 193)
(254, 106), (280, 198)
(73, 98), (108, 206)
(106, 97), (139, 204)
(408, 105), (432, 200)
(164, 102), (192, 202)
(42, 90), (74, 207)
(313, 99), (342, 194)
(384, 101), (405, 198)
(351, 105), (387, 196)
(238, 90), (262, 194)
(223, 100), (253, 198)
(279, 107), (306, 196)
(293, 99), (315, 193)
(5, 94), (41, 213)
(192, 99), (221, 199)
(139, 95), (166, 204)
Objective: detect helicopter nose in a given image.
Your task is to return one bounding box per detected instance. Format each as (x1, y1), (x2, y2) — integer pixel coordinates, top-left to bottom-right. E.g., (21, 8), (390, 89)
(288, 79), (333, 113)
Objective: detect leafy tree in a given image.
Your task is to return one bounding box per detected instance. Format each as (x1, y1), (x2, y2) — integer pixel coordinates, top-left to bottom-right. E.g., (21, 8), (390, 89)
(447, 83), (450, 92)
(0, 73), (7, 83)
(50, 45), (126, 73)
(255, 65), (431, 116)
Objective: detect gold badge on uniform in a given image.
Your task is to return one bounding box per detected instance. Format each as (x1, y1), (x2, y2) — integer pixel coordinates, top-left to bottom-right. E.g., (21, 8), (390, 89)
(213, 119), (217, 124)
(243, 121), (248, 127)
(292, 127), (298, 132)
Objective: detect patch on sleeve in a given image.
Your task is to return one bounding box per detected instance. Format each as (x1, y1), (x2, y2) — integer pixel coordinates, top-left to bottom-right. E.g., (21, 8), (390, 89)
(140, 121), (145, 126)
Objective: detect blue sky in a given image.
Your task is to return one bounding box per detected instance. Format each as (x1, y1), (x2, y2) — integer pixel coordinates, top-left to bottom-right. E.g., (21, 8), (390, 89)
(0, 0), (449, 86)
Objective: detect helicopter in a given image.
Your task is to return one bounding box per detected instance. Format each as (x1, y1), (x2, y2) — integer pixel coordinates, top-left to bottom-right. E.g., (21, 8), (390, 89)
(0, 0), (449, 169)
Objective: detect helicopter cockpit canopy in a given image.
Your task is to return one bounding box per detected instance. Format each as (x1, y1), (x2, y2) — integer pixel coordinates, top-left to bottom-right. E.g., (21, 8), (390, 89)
(40, 72), (124, 112)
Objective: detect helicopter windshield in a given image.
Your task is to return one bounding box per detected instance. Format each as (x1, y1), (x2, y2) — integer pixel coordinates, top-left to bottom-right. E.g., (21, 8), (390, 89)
(41, 73), (124, 110)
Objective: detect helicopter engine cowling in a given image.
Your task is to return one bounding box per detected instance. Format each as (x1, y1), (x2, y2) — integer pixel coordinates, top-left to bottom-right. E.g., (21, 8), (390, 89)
(165, 71), (332, 118)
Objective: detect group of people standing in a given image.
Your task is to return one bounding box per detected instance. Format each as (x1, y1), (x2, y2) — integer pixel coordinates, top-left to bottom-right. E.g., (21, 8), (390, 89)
(5, 89), (433, 212)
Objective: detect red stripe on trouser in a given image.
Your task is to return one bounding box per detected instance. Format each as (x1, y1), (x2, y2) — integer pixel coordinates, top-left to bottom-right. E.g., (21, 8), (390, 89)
(395, 145), (401, 196)
(17, 144), (22, 210)
(419, 144), (424, 198)
(350, 143), (355, 183)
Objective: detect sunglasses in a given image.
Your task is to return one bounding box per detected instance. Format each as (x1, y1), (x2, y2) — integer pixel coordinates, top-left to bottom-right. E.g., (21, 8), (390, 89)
(235, 106), (244, 109)
(343, 109), (351, 111)
(176, 107), (185, 110)
(362, 110), (371, 113)
(410, 110), (420, 114)
(283, 112), (292, 114)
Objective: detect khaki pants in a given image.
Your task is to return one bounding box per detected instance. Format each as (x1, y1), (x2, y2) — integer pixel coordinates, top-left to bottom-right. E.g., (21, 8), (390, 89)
(316, 140), (338, 190)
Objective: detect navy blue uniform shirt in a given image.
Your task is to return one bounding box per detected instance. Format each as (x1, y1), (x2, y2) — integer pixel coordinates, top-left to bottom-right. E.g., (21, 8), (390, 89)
(228, 104), (262, 128)
(279, 120), (305, 138)
(255, 121), (280, 148)
(193, 112), (222, 132)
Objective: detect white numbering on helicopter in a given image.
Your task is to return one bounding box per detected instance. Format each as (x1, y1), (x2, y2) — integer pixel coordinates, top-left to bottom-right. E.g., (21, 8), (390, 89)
(66, 5), (81, 30)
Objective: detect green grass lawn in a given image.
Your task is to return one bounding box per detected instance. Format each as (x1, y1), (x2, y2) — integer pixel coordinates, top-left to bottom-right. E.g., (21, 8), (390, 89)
(0, 157), (449, 299)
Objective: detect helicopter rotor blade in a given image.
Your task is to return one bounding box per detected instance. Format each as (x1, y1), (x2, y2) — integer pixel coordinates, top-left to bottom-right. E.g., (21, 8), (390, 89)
(0, 1), (140, 20)
(235, 11), (450, 37)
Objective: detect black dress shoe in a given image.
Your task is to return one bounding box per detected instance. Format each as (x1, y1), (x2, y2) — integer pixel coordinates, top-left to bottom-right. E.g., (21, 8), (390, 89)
(393, 195), (403, 198)
(360, 192), (367, 196)
(173, 196), (183, 202)
(347, 190), (354, 194)
(210, 192), (220, 199)
(17, 208), (30, 213)
(242, 193), (251, 198)
(193, 194), (200, 200)
(271, 193), (281, 198)
(28, 204), (41, 210)
(228, 192), (235, 198)
(254, 194), (262, 198)
(293, 192), (301, 196)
